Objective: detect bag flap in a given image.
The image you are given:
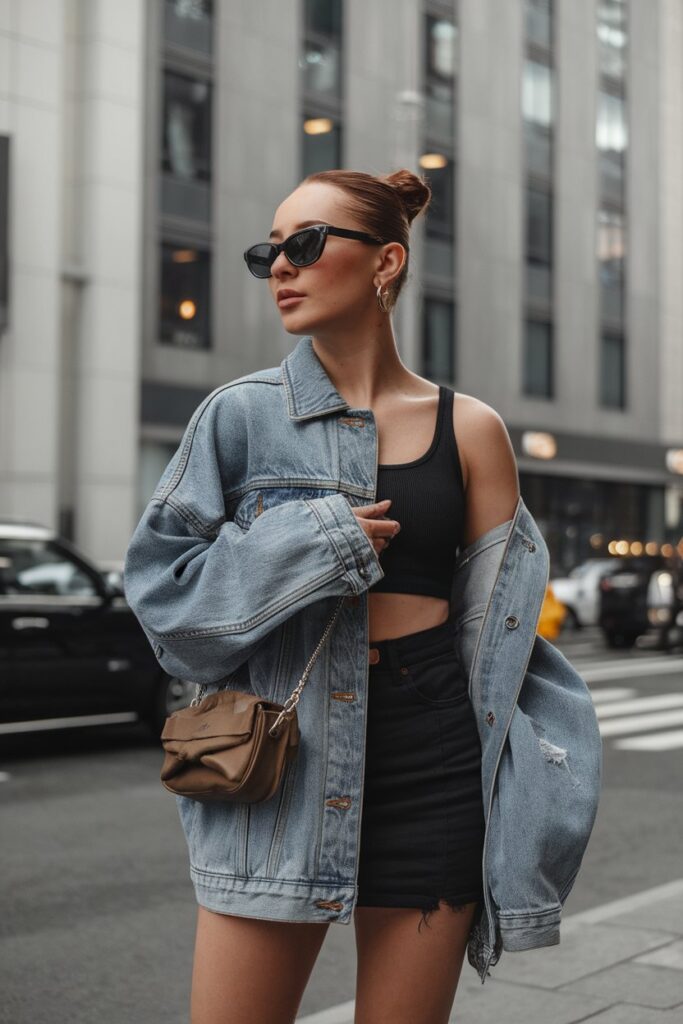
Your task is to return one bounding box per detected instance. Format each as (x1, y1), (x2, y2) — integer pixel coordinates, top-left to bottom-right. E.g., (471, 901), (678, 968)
(161, 689), (260, 743)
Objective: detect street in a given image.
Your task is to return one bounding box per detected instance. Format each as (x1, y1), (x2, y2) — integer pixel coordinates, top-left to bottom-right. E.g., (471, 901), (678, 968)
(1, 628), (682, 1023)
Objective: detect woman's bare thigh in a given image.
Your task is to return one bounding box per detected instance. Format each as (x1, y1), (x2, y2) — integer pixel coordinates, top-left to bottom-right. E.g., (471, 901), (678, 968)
(353, 901), (478, 1024)
(190, 905), (331, 1024)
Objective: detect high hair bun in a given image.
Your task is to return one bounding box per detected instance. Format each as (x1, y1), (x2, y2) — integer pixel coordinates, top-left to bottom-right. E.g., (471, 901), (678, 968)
(381, 168), (432, 224)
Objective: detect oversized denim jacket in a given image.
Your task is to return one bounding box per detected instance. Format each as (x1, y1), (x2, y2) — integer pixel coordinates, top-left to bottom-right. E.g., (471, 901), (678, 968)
(123, 335), (602, 983)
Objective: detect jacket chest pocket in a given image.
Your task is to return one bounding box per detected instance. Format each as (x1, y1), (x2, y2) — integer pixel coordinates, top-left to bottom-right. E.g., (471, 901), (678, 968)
(232, 485), (339, 531)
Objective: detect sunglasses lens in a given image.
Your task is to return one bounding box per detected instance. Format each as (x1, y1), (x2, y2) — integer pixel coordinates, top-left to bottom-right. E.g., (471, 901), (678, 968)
(285, 228), (324, 266)
(245, 244), (276, 279)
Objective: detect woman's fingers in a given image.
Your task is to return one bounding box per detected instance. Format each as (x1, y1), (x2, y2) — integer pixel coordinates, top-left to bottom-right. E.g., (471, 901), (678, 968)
(349, 499), (400, 554)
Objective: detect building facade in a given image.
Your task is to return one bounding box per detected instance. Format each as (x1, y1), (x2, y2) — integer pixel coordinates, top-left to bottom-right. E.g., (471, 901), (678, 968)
(1, 0), (683, 574)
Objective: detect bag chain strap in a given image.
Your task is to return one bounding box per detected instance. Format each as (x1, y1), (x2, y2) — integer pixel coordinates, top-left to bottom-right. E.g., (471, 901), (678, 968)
(189, 594), (348, 738)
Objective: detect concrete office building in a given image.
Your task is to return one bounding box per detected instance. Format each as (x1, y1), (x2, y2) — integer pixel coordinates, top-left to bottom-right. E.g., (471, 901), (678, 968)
(1, 0), (682, 572)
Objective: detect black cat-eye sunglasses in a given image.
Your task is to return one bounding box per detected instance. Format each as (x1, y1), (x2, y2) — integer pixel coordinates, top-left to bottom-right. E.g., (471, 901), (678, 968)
(243, 223), (394, 279)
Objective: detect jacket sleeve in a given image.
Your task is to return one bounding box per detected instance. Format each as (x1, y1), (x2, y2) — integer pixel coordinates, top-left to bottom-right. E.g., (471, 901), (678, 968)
(123, 385), (385, 684)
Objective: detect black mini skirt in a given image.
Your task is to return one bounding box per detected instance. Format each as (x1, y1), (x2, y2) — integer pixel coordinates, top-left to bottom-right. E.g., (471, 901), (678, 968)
(356, 617), (486, 927)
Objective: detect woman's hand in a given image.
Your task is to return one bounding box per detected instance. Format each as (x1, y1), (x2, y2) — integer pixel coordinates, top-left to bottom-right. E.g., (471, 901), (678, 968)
(349, 498), (400, 555)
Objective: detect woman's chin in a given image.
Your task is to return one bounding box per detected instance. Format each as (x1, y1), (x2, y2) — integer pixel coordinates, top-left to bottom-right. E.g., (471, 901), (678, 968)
(279, 310), (317, 333)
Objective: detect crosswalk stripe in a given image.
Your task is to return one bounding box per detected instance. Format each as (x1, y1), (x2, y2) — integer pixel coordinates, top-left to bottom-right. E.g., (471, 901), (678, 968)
(590, 687), (637, 704)
(613, 729), (683, 751)
(580, 659), (683, 683)
(595, 694), (683, 718)
(599, 707), (683, 737)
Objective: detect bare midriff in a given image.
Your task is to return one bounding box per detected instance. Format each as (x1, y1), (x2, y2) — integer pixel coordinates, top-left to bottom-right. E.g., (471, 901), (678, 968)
(368, 592), (450, 643)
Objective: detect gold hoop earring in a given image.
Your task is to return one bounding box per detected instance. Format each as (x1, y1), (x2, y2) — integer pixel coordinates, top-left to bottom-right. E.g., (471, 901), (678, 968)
(376, 284), (391, 313)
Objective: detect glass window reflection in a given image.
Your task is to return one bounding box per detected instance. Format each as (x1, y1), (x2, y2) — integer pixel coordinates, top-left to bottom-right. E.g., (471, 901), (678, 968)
(597, 0), (627, 80)
(301, 0), (343, 99)
(160, 244), (211, 349)
(523, 320), (553, 397)
(425, 15), (457, 140)
(162, 71), (212, 183)
(424, 159), (454, 240)
(600, 331), (626, 408)
(598, 207), (625, 323)
(164, 0), (213, 55)
(423, 298), (455, 381)
(0, 540), (99, 598)
(522, 59), (553, 126)
(525, 0), (553, 50)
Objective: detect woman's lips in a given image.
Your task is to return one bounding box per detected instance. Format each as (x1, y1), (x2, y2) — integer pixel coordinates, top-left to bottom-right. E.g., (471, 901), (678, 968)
(278, 295), (305, 308)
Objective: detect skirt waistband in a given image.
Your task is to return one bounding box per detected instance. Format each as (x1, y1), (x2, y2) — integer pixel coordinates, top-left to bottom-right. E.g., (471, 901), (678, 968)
(368, 616), (455, 670)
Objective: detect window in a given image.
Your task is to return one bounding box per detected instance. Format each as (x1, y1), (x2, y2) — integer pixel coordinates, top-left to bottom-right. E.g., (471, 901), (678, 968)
(138, 441), (179, 518)
(162, 71), (212, 183)
(597, 90), (627, 202)
(163, 0), (213, 55)
(423, 298), (455, 381)
(598, 207), (625, 324)
(424, 158), (455, 240)
(300, 0), (343, 100)
(425, 15), (457, 141)
(0, 540), (99, 598)
(523, 319), (553, 397)
(522, 59), (553, 126)
(526, 186), (552, 264)
(599, 331), (626, 408)
(301, 115), (342, 175)
(525, 0), (552, 50)
(597, 0), (627, 81)
(522, 59), (553, 178)
(160, 243), (211, 349)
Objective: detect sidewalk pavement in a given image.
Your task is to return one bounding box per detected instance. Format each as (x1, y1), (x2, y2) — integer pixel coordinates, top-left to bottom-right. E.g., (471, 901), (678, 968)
(297, 878), (683, 1023)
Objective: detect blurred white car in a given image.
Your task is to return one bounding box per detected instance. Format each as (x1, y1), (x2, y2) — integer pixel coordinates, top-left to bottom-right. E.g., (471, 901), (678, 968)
(550, 558), (616, 628)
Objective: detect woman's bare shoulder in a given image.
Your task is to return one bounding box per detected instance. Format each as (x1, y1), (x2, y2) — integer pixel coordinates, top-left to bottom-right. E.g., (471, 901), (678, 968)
(451, 392), (520, 541)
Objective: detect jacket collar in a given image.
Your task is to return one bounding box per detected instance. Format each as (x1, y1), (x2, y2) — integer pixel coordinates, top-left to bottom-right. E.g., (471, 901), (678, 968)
(280, 336), (351, 421)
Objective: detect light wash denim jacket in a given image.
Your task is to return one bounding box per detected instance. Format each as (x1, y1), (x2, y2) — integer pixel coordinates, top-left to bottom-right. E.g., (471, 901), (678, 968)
(123, 335), (602, 983)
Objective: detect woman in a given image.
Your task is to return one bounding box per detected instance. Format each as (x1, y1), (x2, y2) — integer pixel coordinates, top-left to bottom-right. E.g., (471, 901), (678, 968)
(123, 168), (597, 1023)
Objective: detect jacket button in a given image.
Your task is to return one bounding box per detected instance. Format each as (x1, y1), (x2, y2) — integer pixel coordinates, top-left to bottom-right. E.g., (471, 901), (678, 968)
(359, 566), (369, 578)
(486, 711), (495, 726)
(505, 615), (519, 629)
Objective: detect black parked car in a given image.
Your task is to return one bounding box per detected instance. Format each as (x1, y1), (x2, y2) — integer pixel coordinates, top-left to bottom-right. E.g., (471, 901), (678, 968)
(598, 554), (670, 649)
(0, 517), (196, 737)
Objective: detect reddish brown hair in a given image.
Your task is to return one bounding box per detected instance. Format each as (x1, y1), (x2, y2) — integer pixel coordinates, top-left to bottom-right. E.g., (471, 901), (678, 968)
(301, 168), (432, 311)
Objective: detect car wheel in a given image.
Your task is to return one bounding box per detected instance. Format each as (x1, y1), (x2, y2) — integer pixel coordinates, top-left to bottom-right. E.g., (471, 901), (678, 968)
(565, 607), (582, 631)
(143, 674), (197, 739)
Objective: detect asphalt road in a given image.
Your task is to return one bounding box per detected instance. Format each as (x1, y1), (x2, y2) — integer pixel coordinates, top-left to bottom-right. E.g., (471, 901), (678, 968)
(1, 626), (682, 1023)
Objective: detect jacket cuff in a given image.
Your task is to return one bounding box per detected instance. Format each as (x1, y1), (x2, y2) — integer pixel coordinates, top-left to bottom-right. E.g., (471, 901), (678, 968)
(304, 492), (385, 592)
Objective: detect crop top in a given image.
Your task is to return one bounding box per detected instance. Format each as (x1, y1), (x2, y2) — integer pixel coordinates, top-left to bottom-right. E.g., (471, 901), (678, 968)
(369, 384), (466, 601)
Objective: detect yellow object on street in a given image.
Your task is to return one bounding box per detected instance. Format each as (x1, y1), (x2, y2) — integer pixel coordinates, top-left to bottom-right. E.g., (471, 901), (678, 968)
(538, 582), (567, 640)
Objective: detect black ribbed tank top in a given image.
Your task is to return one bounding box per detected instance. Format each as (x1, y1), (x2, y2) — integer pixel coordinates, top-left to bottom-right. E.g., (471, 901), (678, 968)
(370, 384), (466, 600)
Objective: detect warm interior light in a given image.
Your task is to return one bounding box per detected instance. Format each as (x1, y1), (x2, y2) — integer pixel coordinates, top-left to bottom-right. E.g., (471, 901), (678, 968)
(521, 431), (557, 460)
(419, 152), (448, 169)
(303, 118), (333, 135)
(178, 299), (197, 320)
(172, 249), (198, 263)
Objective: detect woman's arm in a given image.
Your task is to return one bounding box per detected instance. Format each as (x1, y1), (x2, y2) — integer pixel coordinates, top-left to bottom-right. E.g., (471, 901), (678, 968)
(454, 395), (521, 548)
(123, 387), (384, 684)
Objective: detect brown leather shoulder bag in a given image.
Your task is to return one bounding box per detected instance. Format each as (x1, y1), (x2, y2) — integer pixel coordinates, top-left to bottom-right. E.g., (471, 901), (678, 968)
(159, 595), (346, 804)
